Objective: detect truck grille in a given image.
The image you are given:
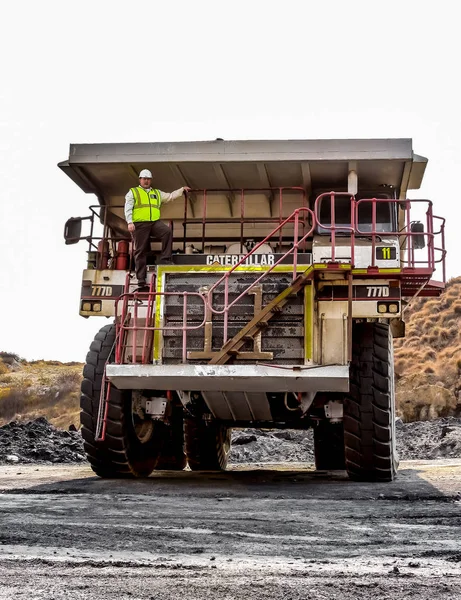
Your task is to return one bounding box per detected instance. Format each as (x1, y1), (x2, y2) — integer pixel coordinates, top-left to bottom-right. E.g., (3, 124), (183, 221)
(162, 272), (305, 365)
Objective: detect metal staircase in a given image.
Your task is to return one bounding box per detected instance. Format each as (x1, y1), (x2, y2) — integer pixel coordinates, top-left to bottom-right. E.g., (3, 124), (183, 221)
(207, 268), (313, 365)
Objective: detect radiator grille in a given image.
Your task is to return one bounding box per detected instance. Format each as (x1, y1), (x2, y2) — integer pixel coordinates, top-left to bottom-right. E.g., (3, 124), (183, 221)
(162, 272), (305, 365)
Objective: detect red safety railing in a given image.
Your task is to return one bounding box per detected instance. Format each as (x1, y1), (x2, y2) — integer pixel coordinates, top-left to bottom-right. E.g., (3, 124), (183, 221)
(314, 193), (446, 277)
(105, 192), (445, 368)
(94, 191), (447, 441)
(84, 188), (446, 280)
(203, 207), (315, 344)
(85, 187), (308, 271)
(433, 215), (447, 283)
(96, 288), (207, 441)
(314, 192), (356, 263)
(115, 290), (207, 365)
(182, 187), (308, 252)
(111, 206), (315, 363)
(355, 198), (446, 272)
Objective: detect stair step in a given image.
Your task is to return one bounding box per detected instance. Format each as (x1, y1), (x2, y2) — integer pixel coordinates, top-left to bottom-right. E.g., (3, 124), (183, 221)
(270, 306), (283, 313)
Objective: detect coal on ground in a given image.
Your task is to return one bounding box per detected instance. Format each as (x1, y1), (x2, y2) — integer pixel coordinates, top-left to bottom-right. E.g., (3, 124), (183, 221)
(1, 416), (461, 465)
(0, 417), (86, 464)
(230, 429), (315, 464)
(230, 417), (461, 463)
(395, 417), (461, 460)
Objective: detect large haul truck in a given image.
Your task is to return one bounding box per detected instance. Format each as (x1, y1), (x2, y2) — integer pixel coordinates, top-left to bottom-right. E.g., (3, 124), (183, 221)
(61, 138), (446, 481)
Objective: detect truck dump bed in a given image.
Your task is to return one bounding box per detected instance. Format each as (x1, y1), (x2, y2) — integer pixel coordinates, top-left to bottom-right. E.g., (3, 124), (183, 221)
(59, 139), (427, 238)
(59, 138), (427, 195)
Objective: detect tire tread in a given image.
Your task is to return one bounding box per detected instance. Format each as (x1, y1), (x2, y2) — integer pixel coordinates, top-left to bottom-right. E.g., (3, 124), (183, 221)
(344, 322), (399, 482)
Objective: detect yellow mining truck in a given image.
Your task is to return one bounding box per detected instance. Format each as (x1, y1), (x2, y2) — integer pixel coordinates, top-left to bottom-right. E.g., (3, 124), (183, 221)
(61, 139), (446, 480)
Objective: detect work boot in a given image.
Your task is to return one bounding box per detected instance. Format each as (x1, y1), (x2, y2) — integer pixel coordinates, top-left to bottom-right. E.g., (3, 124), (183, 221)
(157, 258), (173, 266)
(135, 284), (149, 293)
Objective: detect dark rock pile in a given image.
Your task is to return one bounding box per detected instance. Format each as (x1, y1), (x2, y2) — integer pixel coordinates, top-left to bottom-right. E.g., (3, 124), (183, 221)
(1, 416), (461, 465)
(230, 429), (315, 463)
(229, 417), (461, 463)
(395, 417), (461, 460)
(0, 417), (85, 464)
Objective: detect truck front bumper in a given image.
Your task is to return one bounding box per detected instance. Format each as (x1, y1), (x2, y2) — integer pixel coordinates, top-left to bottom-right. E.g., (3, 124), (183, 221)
(105, 363), (350, 393)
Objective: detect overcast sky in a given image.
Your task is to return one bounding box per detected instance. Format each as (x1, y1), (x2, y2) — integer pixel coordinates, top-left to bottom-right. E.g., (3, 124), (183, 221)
(0, 0), (460, 362)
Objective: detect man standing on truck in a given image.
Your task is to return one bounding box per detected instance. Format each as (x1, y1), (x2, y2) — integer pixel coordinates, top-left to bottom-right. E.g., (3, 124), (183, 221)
(125, 169), (189, 291)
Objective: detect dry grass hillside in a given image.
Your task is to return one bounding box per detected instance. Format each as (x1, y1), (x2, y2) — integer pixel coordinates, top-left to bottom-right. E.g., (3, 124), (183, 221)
(394, 276), (461, 421)
(0, 278), (460, 428)
(0, 353), (82, 429)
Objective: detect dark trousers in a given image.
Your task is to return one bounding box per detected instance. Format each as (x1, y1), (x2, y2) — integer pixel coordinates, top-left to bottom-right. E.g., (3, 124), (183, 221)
(133, 221), (173, 284)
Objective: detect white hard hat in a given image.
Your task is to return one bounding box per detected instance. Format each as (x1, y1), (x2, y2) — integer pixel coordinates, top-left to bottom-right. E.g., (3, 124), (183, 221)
(139, 169), (152, 178)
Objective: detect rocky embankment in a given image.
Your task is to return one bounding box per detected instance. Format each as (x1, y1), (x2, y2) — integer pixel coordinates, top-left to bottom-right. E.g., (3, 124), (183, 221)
(1, 417), (461, 465)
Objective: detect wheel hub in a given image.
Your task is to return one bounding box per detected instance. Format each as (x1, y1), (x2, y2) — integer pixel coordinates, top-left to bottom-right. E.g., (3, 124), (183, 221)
(131, 392), (154, 443)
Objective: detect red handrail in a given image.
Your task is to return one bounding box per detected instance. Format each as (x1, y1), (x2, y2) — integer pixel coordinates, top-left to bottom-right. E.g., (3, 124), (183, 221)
(109, 190), (446, 366)
(355, 198), (445, 272)
(183, 187), (307, 251)
(314, 192), (356, 264)
(202, 207), (314, 343)
(114, 291), (207, 364)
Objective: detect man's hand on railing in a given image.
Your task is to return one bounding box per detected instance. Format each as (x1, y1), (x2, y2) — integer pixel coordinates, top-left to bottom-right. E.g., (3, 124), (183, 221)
(128, 223), (135, 233)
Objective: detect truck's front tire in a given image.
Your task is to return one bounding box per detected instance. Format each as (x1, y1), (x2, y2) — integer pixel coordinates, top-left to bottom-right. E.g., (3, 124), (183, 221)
(184, 416), (231, 471)
(80, 324), (165, 478)
(344, 322), (399, 482)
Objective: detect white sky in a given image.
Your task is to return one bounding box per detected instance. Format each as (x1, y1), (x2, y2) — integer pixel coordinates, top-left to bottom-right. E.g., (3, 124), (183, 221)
(0, 0), (460, 362)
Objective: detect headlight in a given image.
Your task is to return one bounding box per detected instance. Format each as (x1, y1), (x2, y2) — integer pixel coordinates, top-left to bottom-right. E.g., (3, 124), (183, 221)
(81, 301), (102, 312)
(377, 302), (400, 314)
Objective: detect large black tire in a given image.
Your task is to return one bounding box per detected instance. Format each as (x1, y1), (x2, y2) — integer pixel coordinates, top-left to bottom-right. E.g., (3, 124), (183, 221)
(344, 322), (399, 482)
(80, 324), (165, 478)
(184, 416), (231, 471)
(313, 421), (345, 471)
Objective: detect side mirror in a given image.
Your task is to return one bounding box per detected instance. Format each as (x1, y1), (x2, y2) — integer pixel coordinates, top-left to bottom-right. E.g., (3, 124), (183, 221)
(64, 217), (83, 245)
(410, 221), (425, 250)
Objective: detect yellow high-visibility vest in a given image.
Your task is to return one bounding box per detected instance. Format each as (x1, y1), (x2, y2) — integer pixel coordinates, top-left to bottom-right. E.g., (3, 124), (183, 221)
(131, 187), (162, 222)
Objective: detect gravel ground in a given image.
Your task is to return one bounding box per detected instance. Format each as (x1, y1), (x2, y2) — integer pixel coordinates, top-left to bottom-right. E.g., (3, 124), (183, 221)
(1, 462), (461, 599)
(1, 416), (461, 465)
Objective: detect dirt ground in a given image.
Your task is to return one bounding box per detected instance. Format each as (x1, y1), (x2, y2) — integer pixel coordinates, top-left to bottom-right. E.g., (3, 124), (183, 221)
(1, 461), (461, 599)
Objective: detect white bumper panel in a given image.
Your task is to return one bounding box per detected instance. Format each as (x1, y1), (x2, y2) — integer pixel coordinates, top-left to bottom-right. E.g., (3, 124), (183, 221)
(105, 364), (350, 393)
(312, 235), (400, 269)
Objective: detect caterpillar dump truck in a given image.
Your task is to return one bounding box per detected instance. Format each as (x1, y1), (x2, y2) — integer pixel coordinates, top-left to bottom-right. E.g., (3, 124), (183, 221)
(60, 138), (446, 481)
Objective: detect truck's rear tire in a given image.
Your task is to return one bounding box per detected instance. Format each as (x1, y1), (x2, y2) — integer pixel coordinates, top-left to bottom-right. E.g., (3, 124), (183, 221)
(344, 322), (399, 482)
(80, 324), (165, 478)
(313, 421), (345, 471)
(184, 416), (231, 471)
